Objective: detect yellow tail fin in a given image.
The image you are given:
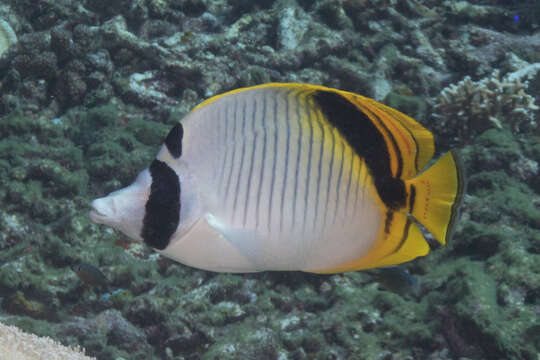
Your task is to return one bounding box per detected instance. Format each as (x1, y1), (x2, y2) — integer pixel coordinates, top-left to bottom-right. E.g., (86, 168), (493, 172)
(406, 151), (464, 246)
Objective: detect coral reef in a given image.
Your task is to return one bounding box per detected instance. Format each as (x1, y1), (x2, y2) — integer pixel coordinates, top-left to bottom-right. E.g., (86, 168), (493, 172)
(0, 0), (538, 359)
(432, 65), (540, 146)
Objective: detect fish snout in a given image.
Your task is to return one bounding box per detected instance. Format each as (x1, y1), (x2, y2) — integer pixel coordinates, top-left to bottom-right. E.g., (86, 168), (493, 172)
(89, 197), (116, 224)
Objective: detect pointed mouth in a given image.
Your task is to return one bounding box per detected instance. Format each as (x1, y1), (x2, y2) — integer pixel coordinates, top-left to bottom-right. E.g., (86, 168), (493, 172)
(89, 199), (111, 224)
(89, 208), (107, 223)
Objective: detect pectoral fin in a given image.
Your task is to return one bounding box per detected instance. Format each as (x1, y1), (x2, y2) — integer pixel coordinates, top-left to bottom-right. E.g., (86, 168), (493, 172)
(158, 214), (259, 273)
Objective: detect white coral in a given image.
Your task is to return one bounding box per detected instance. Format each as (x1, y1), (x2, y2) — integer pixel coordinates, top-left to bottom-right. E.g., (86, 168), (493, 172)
(433, 65), (540, 144)
(0, 322), (96, 360)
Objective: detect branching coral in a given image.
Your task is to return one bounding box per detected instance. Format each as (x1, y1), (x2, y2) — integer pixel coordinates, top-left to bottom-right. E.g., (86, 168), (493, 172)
(432, 64), (539, 146)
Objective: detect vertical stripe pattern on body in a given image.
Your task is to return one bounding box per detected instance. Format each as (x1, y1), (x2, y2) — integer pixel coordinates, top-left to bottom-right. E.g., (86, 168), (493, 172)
(255, 94), (268, 229)
(313, 108), (325, 232)
(243, 96), (259, 226)
(223, 98), (238, 201)
(279, 90), (292, 232)
(344, 147), (354, 221)
(333, 139), (345, 225)
(291, 91), (303, 231)
(323, 125), (336, 228)
(267, 94), (278, 231)
(217, 103), (229, 191)
(302, 96), (314, 233)
(232, 98), (248, 221)
(211, 87), (381, 238)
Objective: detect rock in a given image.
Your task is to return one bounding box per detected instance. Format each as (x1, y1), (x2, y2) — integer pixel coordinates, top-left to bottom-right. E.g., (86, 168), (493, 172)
(51, 24), (81, 63)
(12, 51), (58, 80)
(277, 5), (309, 51)
(204, 327), (280, 360)
(124, 71), (178, 107)
(104, 311), (146, 352)
(163, 326), (202, 355)
(125, 296), (165, 327)
(2, 292), (47, 319)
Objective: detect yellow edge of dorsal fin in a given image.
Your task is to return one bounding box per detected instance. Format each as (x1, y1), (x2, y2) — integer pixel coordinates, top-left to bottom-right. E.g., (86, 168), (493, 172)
(349, 96), (435, 179)
(191, 83), (325, 111)
(364, 98), (435, 175)
(342, 95), (404, 179)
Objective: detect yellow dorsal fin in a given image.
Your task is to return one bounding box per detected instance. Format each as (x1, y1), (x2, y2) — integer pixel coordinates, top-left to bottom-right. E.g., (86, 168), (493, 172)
(346, 95), (435, 179)
(310, 212), (429, 273)
(193, 83), (434, 180)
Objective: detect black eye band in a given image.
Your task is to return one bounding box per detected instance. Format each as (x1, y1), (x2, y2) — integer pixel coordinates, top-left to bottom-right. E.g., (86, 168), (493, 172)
(141, 160), (180, 250)
(165, 123), (183, 159)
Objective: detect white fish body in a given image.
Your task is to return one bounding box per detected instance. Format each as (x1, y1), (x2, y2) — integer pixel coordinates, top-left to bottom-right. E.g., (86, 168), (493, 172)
(151, 87), (380, 272)
(90, 84), (463, 273)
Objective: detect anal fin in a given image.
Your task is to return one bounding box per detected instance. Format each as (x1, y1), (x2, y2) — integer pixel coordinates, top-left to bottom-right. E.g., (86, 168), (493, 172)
(308, 212), (429, 273)
(159, 214), (259, 273)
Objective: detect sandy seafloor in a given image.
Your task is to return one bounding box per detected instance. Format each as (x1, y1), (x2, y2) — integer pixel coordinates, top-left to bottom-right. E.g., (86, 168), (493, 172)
(0, 0), (539, 359)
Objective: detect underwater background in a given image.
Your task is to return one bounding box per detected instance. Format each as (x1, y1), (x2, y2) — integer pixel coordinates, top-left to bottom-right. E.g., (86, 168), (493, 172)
(0, 0), (539, 359)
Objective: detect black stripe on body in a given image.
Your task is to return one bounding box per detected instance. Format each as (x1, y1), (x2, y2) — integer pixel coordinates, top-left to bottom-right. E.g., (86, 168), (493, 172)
(323, 125), (336, 227)
(218, 104), (230, 192)
(333, 139), (345, 224)
(383, 108), (422, 173)
(313, 91), (406, 210)
(165, 123), (183, 158)
(344, 148), (354, 219)
(408, 184), (416, 214)
(360, 105), (404, 178)
(313, 110), (325, 230)
(291, 91), (303, 230)
(224, 98), (239, 200)
(397, 118), (421, 172)
(267, 95), (278, 231)
(279, 91), (292, 232)
(302, 98), (314, 232)
(243, 97), (258, 226)
(353, 157), (361, 215)
(141, 160), (180, 250)
(384, 210), (393, 234)
(390, 216), (412, 254)
(232, 99), (248, 220)
(255, 94), (268, 229)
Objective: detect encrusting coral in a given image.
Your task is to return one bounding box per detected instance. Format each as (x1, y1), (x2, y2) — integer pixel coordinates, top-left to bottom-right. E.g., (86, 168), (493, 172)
(0, 322), (96, 360)
(432, 64), (540, 146)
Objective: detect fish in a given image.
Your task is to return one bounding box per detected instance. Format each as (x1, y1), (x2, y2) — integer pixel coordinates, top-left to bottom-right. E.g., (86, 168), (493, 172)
(71, 263), (109, 289)
(90, 83), (464, 273)
(368, 266), (420, 297)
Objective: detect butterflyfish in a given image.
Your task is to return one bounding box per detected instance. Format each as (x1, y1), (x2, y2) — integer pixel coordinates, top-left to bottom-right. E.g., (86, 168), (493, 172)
(90, 83), (464, 273)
